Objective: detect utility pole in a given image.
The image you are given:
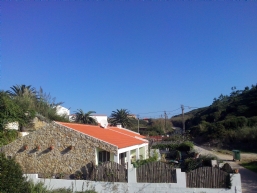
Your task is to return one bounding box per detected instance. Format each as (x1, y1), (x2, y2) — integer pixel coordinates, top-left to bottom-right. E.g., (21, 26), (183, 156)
(181, 105), (185, 134)
(164, 111), (167, 134)
(137, 115), (139, 133)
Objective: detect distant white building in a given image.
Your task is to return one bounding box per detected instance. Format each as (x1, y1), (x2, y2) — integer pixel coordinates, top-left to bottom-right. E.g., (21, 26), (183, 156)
(69, 114), (108, 124)
(56, 105), (70, 117)
(90, 114), (108, 124)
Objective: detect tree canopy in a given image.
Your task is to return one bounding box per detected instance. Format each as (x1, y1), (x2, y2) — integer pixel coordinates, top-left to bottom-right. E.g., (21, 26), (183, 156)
(109, 109), (133, 128)
(1, 85), (69, 130)
(7, 84), (36, 98)
(74, 109), (97, 125)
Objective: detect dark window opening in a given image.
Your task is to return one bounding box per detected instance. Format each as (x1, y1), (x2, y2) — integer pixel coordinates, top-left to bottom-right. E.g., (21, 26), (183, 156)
(120, 152), (126, 166)
(99, 151), (110, 163)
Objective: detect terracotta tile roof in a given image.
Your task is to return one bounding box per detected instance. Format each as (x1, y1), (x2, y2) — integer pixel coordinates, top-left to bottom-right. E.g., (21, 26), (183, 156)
(108, 127), (145, 139)
(55, 122), (147, 149)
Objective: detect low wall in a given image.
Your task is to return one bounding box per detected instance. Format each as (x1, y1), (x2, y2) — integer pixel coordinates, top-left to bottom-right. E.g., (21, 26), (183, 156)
(24, 169), (242, 193)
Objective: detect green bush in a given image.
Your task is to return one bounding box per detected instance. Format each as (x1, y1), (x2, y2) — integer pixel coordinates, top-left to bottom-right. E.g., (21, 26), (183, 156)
(247, 116), (257, 127)
(132, 149), (158, 168)
(200, 154), (218, 166)
(177, 141), (194, 152)
(152, 143), (179, 150)
(184, 158), (202, 172)
(0, 153), (97, 193)
(152, 141), (193, 152)
(0, 130), (18, 147)
(26, 180), (49, 193)
(183, 154), (219, 172)
(0, 153), (30, 193)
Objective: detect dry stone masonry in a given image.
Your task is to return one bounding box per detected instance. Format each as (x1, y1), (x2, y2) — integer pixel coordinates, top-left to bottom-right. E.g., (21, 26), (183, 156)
(0, 122), (118, 175)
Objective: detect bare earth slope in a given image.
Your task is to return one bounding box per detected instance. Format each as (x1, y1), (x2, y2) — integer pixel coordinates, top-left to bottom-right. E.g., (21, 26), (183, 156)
(194, 145), (257, 193)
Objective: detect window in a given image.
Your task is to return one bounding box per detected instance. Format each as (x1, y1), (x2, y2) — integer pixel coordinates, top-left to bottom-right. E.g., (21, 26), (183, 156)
(119, 152), (126, 165)
(99, 151), (110, 162)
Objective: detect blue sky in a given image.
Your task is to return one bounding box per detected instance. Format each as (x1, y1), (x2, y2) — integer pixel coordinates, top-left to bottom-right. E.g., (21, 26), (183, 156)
(1, 1), (257, 118)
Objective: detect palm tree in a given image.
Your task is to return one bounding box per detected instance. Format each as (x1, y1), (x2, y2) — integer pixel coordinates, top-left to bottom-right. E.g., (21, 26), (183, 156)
(7, 84), (36, 97)
(74, 109), (97, 125)
(109, 109), (133, 128)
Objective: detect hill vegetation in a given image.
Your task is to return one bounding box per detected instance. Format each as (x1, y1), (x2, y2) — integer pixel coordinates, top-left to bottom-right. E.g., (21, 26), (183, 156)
(172, 84), (257, 150)
(0, 85), (69, 147)
(130, 117), (174, 136)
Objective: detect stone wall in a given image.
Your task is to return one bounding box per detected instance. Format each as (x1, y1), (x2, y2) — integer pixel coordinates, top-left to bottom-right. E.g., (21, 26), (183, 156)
(0, 122), (118, 175)
(32, 117), (48, 130)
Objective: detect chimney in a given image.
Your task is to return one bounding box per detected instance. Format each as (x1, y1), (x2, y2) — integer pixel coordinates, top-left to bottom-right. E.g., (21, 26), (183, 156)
(116, 123), (122, 128)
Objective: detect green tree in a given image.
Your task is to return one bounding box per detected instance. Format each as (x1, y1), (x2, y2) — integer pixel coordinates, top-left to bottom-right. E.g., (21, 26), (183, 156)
(109, 109), (133, 128)
(74, 109), (97, 125)
(35, 87), (68, 122)
(6, 85), (36, 130)
(6, 84), (36, 98)
(6, 85), (68, 123)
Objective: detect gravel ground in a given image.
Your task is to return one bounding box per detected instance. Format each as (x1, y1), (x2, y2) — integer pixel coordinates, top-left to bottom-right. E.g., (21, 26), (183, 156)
(193, 145), (257, 193)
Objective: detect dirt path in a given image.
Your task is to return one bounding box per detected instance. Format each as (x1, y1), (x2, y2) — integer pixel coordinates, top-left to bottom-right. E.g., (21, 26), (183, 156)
(193, 145), (257, 193)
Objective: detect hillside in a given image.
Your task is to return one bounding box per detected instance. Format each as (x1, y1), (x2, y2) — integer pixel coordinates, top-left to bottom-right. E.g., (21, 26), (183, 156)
(171, 84), (257, 150)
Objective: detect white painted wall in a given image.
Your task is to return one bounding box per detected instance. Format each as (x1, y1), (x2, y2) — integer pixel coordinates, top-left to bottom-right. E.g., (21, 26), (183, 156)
(24, 172), (242, 193)
(5, 122), (19, 130)
(90, 115), (107, 124)
(117, 143), (148, 165)
(56, 105), (70, 116)
(20, 132), (29, 137)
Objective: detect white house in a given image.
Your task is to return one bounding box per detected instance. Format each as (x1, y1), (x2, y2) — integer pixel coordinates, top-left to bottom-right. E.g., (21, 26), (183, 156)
(69, 114), (108, 124)
(89, 114), (108, 124)
(56, 105), (70, 117)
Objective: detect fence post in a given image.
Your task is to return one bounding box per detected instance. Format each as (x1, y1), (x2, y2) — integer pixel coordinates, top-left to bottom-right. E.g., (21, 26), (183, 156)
(127, 167), (137, 183)
(176, 169), (186, 188)
(230, 174), (242, 193)
(127, 150), (132, 169)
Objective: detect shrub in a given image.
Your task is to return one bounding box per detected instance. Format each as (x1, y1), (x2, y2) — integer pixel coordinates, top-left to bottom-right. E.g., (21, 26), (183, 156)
(200, 154), (218, 167)
(0, 153), (30, 193)
(247, 116), (257, 127)
(152, 143), (179, 150)
(183, 158), (202, 172)
(0, 130), (18, 147)
(183, 154), (218, 172)
(132, 149), (159, 168)
(177, 141), (194, 152)
(152, 141), (193, 152)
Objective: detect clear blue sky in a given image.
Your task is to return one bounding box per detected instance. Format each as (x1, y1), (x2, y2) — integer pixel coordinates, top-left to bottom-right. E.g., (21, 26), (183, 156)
(1, 1), (257, 118)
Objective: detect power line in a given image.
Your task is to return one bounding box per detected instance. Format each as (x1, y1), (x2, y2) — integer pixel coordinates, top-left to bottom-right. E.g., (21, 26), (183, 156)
(166, 108), (181, 113)
(135, 106), (199, 119)
(136, 107), (181, 115)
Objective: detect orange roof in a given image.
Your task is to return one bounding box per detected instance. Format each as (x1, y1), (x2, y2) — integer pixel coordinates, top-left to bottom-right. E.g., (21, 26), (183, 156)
(55, 122), (147, 149)
(108, 127), (145, 139)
